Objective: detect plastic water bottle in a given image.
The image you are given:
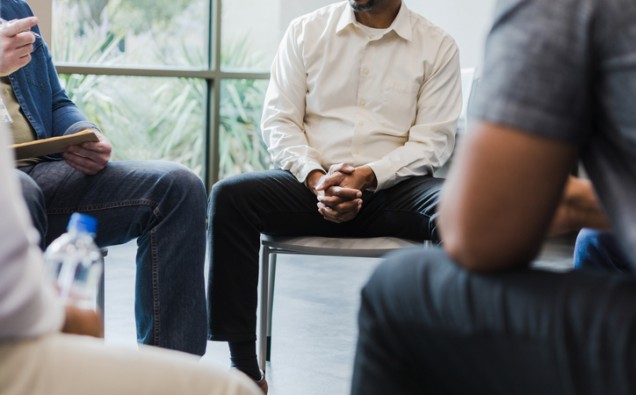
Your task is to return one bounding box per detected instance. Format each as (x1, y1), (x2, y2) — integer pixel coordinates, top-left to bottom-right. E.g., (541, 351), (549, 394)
(44, 213), (103, 311)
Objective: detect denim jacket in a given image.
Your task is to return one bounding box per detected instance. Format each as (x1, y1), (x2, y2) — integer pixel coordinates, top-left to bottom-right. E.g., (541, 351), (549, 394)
(2, 0), (98, 140)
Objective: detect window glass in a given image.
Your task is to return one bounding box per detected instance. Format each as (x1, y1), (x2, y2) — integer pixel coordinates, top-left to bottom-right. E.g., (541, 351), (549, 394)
(52, 0), (208, 67)
(219, 79), (270, 179)
(59, 74), (206, 176)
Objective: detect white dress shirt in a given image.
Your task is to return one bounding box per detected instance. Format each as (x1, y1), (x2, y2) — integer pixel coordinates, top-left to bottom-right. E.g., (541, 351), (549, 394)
(0, 124), (64, 341)
(261, 1), (462, 191)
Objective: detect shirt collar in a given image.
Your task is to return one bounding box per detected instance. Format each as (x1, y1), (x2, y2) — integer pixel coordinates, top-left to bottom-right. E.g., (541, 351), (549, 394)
(335, 1), (413, 42)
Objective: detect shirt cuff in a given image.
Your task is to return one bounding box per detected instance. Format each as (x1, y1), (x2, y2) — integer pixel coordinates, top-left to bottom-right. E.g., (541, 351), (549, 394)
(366, 160), (395, 191)
(64, 121), (101, 136)
(295, 162), (325, 184)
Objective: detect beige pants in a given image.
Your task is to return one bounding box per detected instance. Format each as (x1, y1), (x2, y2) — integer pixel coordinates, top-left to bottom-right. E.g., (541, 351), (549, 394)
(0, 334), (260, 395)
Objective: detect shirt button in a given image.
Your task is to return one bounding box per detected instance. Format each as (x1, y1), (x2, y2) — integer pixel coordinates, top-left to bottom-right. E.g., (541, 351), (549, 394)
(359, 100), (367, 107)
(361, 68), (369, 76)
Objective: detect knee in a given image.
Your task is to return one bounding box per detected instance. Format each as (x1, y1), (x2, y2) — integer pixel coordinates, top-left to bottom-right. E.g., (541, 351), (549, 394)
(16, 171), (47, 245)
(573, 228), (629, 272)
(573, 228), (605, 270)
(17, 171), (45, 209)
(357, 248), (449, 351)
(364, 257), (406, 299)
(574, 228), (599, 250)
(208, 175), (256, 216)
(361, 247), (460, 316)
(361, 249), (430, 315)
(159, 163), (206, 206)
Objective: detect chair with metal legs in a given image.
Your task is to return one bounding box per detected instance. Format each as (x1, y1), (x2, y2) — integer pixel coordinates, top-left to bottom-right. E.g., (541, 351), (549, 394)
(257, 67), (479, 370)
(257, 234), (428, 370)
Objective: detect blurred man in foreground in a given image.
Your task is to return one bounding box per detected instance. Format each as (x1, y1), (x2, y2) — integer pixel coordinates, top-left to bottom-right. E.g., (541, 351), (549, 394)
(351, 1), (636, 393)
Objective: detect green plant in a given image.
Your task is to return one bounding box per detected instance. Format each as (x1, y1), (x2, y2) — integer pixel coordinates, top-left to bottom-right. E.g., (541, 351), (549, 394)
(219, 78), (270, 178)
(218, 35), (271, 178)
(54, 0), (271, 181)
(54, 0), (207, 175)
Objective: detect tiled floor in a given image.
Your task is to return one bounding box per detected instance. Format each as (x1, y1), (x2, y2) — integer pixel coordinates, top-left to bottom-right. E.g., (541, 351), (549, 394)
(104, 235), (575, 395)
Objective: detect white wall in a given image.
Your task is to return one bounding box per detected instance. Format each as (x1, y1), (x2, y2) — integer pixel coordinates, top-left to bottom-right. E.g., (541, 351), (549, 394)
(277, 0), (498, 70)
(224, 0), (496, 71)
(223, 0), (282, 67)
(406, 0), (497, 69)
(27, 0), (52, 44)
(35, 0), (496, 71)
(279, 0), (334, 27)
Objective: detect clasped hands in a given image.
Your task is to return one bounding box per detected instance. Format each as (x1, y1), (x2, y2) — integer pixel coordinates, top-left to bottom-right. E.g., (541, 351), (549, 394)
(307, 163), (377, 223)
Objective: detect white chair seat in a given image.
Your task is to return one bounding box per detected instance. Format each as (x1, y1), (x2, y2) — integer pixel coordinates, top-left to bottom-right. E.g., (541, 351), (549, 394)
(261, 235), (422, 257)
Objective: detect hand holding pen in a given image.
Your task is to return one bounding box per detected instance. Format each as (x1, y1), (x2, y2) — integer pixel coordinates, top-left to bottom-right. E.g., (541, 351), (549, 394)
(0, 16), (40, 77)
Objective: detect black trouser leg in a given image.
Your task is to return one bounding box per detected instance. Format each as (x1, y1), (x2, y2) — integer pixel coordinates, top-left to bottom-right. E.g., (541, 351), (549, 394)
(207, 170), (444, 342)
(351, 247), (636, 395)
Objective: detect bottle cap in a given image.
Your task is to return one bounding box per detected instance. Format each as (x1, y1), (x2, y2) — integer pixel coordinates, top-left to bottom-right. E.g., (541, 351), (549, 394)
(67, 212), (98, 235)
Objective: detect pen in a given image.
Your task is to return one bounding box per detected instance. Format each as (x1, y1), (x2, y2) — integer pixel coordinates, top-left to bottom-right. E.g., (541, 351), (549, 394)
(0, 17), (41, 39)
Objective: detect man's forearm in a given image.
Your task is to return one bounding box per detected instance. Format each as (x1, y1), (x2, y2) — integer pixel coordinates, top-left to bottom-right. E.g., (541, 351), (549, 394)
(548, 176), (610, 236)
(439, 122), (578, 271)
(353, 165), (377, 191)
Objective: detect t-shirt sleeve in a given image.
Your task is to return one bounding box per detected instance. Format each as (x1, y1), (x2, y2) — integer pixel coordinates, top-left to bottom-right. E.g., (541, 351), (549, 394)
(469, 0), (594, 144)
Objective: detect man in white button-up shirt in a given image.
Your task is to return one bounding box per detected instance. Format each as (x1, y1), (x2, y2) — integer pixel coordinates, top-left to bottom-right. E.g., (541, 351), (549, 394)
(207, 0), (461, 388)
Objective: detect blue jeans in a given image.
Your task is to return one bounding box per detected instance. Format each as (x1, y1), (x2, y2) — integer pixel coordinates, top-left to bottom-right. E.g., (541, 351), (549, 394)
(574, 229), (633, 274)
(17, 160), (208, 356)
(351, 247), (636, 395)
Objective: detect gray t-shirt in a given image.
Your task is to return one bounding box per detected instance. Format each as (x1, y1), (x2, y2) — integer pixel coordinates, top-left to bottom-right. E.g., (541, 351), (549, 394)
(470, 0), (636, 268)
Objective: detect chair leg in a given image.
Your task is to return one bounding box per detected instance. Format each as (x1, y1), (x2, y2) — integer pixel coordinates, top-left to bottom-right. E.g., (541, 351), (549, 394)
(97, 249), (106, 332)
(266, 253), (277, 362)
(97, 268), (105, 318)
(258, 245), (270, 372)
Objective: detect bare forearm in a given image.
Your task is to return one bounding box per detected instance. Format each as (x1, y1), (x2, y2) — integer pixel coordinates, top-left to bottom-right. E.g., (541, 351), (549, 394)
(548, 176), (610, 236)
(439, 122), (578, 271)
(351, 165), (377, 191)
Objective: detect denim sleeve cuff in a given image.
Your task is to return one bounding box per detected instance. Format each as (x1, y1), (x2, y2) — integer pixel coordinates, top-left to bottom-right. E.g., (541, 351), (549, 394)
(63, 121), (101, 136)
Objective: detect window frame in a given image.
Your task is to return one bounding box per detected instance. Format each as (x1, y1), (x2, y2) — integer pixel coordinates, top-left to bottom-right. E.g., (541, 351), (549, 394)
(48, 0), (270, 190)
